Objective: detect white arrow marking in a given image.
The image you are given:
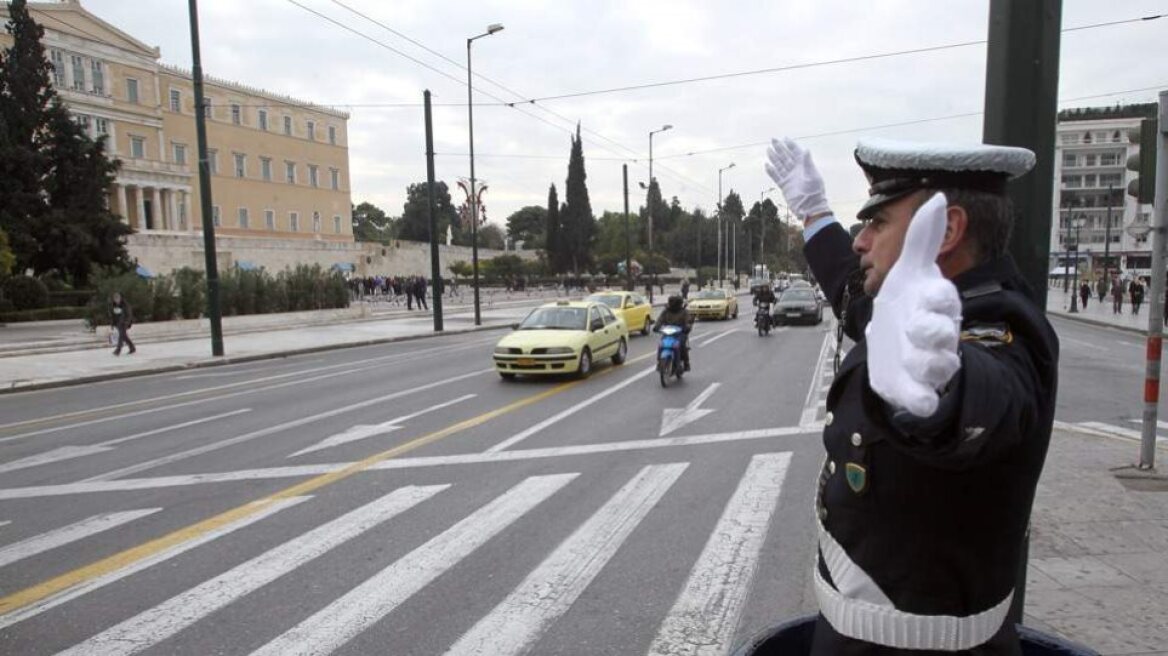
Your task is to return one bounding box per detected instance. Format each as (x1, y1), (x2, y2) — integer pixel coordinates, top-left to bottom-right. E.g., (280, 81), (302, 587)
(288, 394), (476, 457)
(660, 383), (720, 437)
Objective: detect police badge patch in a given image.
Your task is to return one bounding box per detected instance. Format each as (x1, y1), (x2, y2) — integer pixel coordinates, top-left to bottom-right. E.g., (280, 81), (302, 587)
(845, 463), (867, 494)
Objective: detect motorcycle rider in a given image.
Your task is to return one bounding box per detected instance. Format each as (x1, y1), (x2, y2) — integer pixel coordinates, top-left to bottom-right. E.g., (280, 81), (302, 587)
(753, 283), (777, 329)
(653, 295), (694, 371)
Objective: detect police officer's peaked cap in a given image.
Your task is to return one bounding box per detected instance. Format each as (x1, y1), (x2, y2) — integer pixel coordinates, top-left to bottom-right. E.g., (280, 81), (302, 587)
(854, 138), (1036, 220)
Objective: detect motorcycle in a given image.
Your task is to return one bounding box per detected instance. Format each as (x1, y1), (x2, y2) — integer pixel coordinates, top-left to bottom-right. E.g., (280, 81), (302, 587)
(754, 303), (772, 336)
(656, 324), (686, 387)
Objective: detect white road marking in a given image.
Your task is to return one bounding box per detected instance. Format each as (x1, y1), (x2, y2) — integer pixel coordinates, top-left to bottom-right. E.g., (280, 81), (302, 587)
(444, 464), (687, 656)
(660, 383), (720, 437)
(57, 486), (447, 656)
(486, 366), (657, 452)
(694, 329), (738, 348)
(647, 453), (791, 656)
(0, 410), (252, 475)
(250, 474), (578, 656)
(0, 520), (10, 528)
(800, 331), (834, 428)
(0, 509), (160, 569)
(1081, 421), (1168, 443)
(1060, 336), (1106, 352)
(81, 369), (491, 482)
(289, 394), (476, 457)
(0, 497), (310, 631)
(1125, 418), (1168, 430)
(0, 430), (813, 500)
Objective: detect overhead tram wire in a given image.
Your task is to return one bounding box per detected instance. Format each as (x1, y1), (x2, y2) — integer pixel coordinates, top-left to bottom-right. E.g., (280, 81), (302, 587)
(322, 0), (713, 195)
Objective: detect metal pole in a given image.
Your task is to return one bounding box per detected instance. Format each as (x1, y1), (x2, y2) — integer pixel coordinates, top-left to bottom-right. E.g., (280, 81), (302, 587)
(467, 38), (481, 326)
(424, 91), (443, 332)
(624, 164), (632, 292)
(1104, 184), (1113, 295)
(760, 192), (766, 267)
(649, 133), (655, 303)
(1070, 222), (1080, 312)
(1139, 91), (1167, 471)
(733, 215), (737, 287)
(717, 173), (723, 287)
(696, 213), (702, 288)
(187, 0), (223, 357)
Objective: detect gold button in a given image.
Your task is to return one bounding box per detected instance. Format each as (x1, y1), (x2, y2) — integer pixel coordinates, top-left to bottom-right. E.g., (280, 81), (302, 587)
(828, 461), (836, 474)
(851, 432), (862, 447)
(825, 412), (834, 426)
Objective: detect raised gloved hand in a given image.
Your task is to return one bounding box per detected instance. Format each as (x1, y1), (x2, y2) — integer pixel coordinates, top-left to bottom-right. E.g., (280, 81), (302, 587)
(865, 192), (962, 417)
(764, 137), (832, 219)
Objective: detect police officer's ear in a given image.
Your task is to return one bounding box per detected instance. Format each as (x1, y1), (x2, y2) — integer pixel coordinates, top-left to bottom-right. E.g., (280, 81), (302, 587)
(938, 203), (969, 260)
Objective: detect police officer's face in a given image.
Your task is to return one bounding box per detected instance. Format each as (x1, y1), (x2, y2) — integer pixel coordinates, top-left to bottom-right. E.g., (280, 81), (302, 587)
(852, 191), (928, 295)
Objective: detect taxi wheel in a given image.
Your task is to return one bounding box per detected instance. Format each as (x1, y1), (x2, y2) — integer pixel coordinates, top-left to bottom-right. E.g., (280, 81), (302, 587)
(732, 305), (738, 319)
(499, 372), (516, 381)
(612, 338), (627, 365)
(642, 317), (651, 336)
(577, 348), (593, 379)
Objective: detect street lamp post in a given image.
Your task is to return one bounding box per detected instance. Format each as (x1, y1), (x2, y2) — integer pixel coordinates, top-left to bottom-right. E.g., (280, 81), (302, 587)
(1070, 216), (1085, 313)
(759, 187), (775, 272)
(647, 124), (672, 300)
(717, 162), (735, 287)
(1102, 184), (1114, 299)
(467, 23), (504, 327)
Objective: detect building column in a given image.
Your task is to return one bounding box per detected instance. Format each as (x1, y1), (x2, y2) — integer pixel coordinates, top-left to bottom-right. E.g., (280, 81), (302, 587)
(167, 188), (179, 232)
(116, 184), (129, 224)
(152, 187), (163, 231)
(134, 185), (146, 231)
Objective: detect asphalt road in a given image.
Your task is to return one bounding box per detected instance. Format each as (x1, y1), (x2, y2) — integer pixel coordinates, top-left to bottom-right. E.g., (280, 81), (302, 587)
(0, 309), (1161, 655)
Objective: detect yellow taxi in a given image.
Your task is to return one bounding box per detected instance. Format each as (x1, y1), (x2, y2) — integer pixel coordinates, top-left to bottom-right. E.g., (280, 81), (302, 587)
(688, 288), (739, 320)
(585, 291), (654, 336)
(493, 301), (629, 380)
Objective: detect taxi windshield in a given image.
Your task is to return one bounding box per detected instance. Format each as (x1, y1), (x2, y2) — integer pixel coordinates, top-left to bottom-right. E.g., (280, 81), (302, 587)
(695, 290), (725, 299)
(585, 295), (622, 308)
(518, 307), (587, 330)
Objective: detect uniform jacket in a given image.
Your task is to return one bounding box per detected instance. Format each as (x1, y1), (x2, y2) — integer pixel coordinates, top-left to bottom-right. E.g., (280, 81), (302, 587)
(804, 222), (1059, 655)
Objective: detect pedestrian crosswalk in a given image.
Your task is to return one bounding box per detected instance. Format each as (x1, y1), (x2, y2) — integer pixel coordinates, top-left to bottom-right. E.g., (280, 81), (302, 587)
(0, 453), (799, 655)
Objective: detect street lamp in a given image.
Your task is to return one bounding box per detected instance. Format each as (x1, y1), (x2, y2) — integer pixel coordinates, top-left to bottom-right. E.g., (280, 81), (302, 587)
(1069, 216), (1086, 313)
(758, 187), (776, 274)
(717, 162), (735, 287)
(646, 124), (672, 302)
(466, 22), (504, 326)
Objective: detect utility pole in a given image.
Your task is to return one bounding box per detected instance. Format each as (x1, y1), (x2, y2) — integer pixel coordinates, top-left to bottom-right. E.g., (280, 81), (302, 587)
(1103, 184), (1114, 298)
(187, 0), (223, 357)
(424, 90), (443, 332)
(1138, 91), (1167, 471)
(623, 164), (632, 292)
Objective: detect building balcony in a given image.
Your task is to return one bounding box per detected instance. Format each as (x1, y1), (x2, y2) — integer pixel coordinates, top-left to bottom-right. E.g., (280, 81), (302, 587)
(118, 157), (192, 178)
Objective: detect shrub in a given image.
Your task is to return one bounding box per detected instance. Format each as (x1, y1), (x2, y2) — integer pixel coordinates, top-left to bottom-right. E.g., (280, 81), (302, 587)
(2, 276), (50, 310)
(85, 270), (152, 328)
(151, 276), (178, 322)
(174, 267), (205, 319)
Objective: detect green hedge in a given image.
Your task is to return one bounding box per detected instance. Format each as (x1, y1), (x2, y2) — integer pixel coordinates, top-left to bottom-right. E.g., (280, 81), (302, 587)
(1, 276), (50, 310)
(0, 306), (90, 323)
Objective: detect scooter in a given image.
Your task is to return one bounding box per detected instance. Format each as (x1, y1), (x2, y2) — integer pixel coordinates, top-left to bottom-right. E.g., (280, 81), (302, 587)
(655, 325), (686, 387)
(754, 303), (772, 336)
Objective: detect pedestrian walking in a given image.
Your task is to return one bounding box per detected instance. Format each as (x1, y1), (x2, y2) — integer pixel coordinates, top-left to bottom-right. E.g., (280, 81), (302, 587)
(1130, 278), (1145, 314)
(1079, 281), (1090, 310)
(766, 136), (1058, 654)
(1112, 276), (1125, 314)
(681, 278), (690, 300)
(415, 276), (428, 310)
(110, 292), (136, 356)
(1096, 277), (1107, 303)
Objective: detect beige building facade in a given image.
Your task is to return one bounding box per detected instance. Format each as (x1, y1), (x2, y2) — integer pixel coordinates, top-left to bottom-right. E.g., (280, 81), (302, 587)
(1, 0), (355, 274)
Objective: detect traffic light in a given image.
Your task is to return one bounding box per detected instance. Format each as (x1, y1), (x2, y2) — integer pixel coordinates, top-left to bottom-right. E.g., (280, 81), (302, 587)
(1127, 118), (1158, 204)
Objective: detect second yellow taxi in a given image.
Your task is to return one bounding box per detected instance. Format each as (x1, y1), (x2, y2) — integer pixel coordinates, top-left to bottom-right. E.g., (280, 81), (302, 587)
(688, 288), (739, 320)
(584, 291), (654, 336)
(493, 301), (629, 380)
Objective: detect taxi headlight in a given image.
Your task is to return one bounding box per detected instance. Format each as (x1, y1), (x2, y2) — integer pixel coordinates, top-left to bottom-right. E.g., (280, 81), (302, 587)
(543, 347), (574, 354)
(493, 346), (513, 355)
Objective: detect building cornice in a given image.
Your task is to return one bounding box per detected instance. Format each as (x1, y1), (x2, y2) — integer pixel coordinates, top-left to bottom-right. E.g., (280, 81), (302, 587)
(159, 64), (350, 120)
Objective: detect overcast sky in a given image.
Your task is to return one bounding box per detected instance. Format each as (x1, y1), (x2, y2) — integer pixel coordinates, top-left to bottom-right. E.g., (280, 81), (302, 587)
(80, 0), (1167, 230)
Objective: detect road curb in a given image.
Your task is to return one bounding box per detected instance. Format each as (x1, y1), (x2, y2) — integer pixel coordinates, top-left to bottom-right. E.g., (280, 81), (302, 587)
(0, 323), (511, 395)
(1047, 310), (1164, 337)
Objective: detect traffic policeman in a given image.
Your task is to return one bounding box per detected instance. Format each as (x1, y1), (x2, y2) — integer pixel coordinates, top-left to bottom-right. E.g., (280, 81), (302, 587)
(765, 137), (1060, 654)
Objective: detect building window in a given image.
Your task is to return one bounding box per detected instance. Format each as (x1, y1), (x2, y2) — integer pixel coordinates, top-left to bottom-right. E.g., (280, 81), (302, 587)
(75, 114), (92, 135)
(234, 153), (246, 178)
(260, 157), (272, 181)
(258, 109), (268, 131)
(1112, 130), (1122, 143)
(1062, 154), (1075, 167)
(1100, 152), (1120, 166)
(203, 96), (213, 118)
(334, 215), (342, 234)
(1084, 154), (1097, 167)
(290, 212), (300, 232)
(213, 206), (221, 227)
(1100, 172), (1122, 188)
(130, 136), (145, 159)
(231, 103), (242, 125)
(208, 149), (218, 174)
(283, 115), (292, 135)
(238, 207), (250, 229)
(90, 60), (104, 95)
(170, 89), (181, 112)
(306, 120), (315, 141)
(1060, 133), (1079, 145)
(70, 55), (85, 91)
(328, 125), (337, 145)
(173, 143), (187, 165)
(285, 161), (296, 184)
(265, 209), (275, 230)
(330, 168), (339, 190)
(126, 77), (139, 103)
(50, 50), (65, 86)
(313, 212), (321, 233)
(95, 117), (109, 136)
(308, 164), (318, 188)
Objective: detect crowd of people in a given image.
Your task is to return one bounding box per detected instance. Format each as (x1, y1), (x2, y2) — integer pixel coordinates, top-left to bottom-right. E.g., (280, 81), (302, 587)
(346, 275), (436, 310)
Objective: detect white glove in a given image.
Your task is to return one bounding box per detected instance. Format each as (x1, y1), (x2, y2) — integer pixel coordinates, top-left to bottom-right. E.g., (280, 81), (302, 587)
(764, 137), (832, 219)
(865, 192), (962, 417)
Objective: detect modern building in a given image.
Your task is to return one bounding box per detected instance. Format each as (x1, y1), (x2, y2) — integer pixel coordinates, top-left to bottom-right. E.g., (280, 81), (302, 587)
(1050, 103), (1156, 286)
(1, 0), (360, 274)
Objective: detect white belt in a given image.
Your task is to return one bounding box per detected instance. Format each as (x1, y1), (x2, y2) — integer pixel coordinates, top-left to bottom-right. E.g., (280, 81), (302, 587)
(815, 516), (1013, 651)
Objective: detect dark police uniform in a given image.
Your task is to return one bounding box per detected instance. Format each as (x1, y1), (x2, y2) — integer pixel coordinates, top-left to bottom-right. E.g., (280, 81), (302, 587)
(803, 140), (1060, 655)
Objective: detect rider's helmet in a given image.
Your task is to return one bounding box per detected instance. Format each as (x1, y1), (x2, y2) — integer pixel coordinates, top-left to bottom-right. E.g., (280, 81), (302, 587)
(667, 295), (684, 311)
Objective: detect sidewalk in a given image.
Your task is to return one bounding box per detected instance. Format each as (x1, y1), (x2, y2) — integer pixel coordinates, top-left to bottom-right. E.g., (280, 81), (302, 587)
(1046, 285), (1162, 334)
(1026, 427), (1168, 654)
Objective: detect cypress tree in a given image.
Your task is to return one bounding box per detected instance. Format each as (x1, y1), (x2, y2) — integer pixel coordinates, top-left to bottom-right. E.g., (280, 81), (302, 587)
(544, 183), (561, 274)
(560, 123), (594, 274)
